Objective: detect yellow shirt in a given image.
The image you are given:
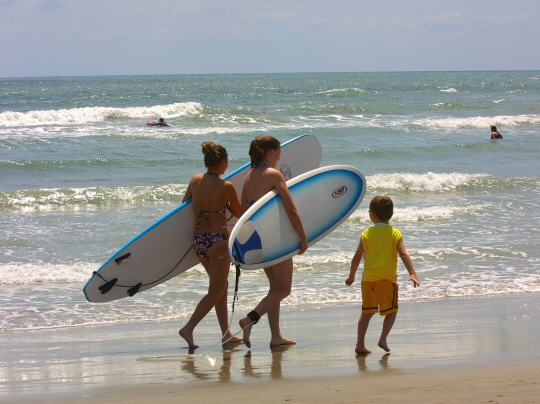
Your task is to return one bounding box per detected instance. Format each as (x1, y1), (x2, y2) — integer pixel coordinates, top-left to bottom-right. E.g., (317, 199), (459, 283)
(361, 224), (402, 283)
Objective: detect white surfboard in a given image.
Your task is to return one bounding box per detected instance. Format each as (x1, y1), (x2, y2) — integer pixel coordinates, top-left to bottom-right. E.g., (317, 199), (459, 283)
(229, 165), (366, 270)
(83, 134), (321, 302)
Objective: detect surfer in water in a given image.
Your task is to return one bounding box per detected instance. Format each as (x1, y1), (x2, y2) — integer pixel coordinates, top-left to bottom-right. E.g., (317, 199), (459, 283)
(238, 136), (309, 348)
(179, 142), (243, 349)
(491, 125), (503, 139)
(146, 118), (169, 127)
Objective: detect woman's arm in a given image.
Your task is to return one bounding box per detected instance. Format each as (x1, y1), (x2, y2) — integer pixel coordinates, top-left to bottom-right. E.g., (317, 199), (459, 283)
(225, 181), (242, 218)
(182, 179), (193, 203)
(239, 182), (250, 215)
(271, 170), (308, 254)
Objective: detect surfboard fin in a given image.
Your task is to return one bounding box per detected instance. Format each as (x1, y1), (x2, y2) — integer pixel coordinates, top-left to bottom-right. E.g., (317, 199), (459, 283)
(127, 282), (142, 297)
(115, 253), (131, 265)
(98, 278), (117, 294)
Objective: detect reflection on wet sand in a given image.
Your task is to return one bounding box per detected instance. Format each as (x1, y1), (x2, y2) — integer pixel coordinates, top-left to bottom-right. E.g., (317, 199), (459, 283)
(181, 356), (213, 381)
(177, 345), (296, 382)
(270, 344), (295, 379)
(356, 353), (391, 372)
(242, 350), (263, 379)
(179, 348), (242, 382)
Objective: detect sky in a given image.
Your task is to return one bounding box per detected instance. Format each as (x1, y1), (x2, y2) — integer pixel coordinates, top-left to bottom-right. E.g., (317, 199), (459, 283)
(1, 0), (539, 77)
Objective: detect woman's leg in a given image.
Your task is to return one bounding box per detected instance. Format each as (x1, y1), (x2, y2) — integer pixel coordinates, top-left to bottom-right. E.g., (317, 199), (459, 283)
(208, 240), (242, 344)
(266, 260), (296, 346)
(240, 258), (294, 348)
(179, 240), (230, 348)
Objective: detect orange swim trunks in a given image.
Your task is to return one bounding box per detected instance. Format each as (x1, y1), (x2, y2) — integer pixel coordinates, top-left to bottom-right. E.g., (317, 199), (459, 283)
(361, 279), (399, 316)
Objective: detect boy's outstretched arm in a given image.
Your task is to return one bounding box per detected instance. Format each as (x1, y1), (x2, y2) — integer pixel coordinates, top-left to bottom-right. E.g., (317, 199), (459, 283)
(397, 238), (420, 287)
(346, 239), (364, 286)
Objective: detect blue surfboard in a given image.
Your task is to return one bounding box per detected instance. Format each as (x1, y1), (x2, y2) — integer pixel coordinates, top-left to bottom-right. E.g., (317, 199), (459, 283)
(229, 165), (366, 269)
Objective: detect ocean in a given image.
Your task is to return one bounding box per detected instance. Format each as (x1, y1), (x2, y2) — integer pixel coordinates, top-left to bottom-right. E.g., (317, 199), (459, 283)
(1, 71), (539, 332)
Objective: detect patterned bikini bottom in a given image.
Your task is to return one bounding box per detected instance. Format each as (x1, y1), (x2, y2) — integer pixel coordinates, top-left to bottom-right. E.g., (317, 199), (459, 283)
(194, 232), (229, 259)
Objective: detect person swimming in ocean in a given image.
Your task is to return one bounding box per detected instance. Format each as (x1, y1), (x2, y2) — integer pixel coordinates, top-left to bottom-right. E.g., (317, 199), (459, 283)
(491, 126), (503, 139)
(147, 118), (169, 127)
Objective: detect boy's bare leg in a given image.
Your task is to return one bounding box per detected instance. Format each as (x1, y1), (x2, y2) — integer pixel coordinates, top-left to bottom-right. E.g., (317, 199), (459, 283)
(378, 312), (397, 352)
(356, 312), (374, 354)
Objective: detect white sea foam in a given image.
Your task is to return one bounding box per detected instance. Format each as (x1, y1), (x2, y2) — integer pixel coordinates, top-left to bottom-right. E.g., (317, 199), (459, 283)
(366, 172), (489, 192)
(3, 109), (539, 139)
(0, 184), (188, 211)
(4, 173), (535, 212)
(0, 102), (203, 127)
(2, 251), (539, 330)
(410, 114), (540, 129)
(348, 204), (487, 223)
(316, 88), (367, 95)
(0, 262), (96, 285)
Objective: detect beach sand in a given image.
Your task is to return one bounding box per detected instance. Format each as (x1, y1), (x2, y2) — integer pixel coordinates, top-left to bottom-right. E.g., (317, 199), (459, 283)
(2, 293), (539, 403)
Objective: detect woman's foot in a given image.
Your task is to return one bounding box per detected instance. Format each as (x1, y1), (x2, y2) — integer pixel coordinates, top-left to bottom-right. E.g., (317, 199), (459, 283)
(222, 332), (243, 346)
(179, 328), (199, 349)
(239, 317), (254, 348)
(378, 340), (390, 352)
(355, 345), (372, 355)
(270, 335), (296, 346)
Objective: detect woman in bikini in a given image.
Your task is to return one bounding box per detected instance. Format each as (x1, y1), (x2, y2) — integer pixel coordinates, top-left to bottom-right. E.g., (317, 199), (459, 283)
(238, 136), (309, 348)
(179, 141), (242, 349)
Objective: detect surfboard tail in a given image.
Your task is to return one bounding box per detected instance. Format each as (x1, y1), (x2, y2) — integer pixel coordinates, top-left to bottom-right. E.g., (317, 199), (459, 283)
(231, 221), (264, 264)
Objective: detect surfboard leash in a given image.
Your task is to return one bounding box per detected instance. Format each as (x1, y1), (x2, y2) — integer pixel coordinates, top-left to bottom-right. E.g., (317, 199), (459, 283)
(192, 261), (255, 363)
(93, 245), (194, 296)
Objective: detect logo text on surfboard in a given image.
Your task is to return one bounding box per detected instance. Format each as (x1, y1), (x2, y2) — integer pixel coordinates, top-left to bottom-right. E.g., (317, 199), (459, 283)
(280, 164), (292, 180)
(332, 186), (347, 198)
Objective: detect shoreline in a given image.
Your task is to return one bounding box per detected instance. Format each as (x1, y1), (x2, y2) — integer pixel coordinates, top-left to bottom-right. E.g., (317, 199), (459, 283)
(1, 292), (540, 402)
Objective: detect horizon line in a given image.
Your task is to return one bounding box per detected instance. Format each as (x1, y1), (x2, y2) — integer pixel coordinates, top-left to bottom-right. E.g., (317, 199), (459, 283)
(2, 69), (539, 80)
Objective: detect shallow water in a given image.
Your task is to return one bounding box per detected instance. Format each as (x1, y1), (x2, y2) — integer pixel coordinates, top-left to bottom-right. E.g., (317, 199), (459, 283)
(1, 72), (540, 330)
(1, 294), (539, 400)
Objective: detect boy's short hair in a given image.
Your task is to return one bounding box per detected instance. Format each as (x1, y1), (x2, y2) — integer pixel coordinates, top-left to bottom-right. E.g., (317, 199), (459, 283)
(370, 196), (393, 221)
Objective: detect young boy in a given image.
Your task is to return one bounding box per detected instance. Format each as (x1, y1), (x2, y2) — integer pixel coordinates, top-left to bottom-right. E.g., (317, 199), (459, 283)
(346, 196), (420, 355)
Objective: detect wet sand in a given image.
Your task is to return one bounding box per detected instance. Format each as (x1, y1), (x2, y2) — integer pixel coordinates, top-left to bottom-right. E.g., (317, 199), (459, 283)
(1, 293), (539, 403)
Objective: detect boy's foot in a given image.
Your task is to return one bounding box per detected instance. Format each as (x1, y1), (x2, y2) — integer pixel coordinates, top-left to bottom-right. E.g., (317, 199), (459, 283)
(378, 340), (390, 352)
(239, 318), (253, 348)
(355, 346), (372, 355)
(179, 328), (199, 349)
(270, 335), (296, 346)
